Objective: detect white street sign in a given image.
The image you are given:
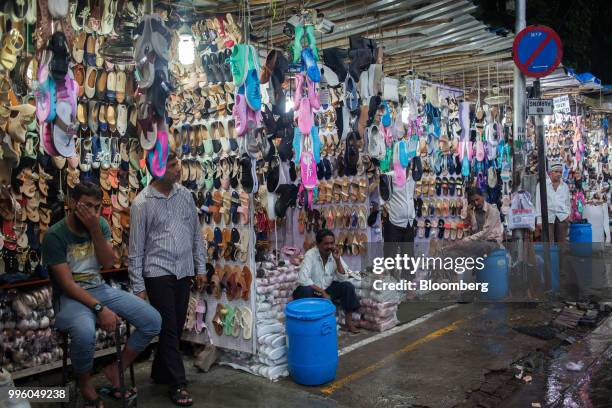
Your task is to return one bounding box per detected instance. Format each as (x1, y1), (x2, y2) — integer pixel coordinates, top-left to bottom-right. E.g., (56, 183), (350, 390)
(528, 98), (553, 115)
(553, 95), (571, 114)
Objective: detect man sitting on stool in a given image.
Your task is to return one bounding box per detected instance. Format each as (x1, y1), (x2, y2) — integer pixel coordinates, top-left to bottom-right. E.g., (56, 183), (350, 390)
(464, 187), (504, 246)
(293, 229), (360, 333)
(42, 183), (161, 407)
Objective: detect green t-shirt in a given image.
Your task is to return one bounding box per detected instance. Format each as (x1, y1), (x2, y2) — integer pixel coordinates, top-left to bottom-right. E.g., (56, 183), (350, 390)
(41, 217), (111, 289)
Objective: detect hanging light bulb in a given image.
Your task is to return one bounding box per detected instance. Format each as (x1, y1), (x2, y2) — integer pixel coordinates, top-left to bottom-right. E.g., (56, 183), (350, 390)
(285, 96), (294, 113)
(401, 99), (410, 124)
(285, 78), (295, 112)
(178, 22), (195, 65)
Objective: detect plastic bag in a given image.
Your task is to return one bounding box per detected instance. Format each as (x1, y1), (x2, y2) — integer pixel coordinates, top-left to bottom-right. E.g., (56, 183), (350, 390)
(508, 191), (536, 231)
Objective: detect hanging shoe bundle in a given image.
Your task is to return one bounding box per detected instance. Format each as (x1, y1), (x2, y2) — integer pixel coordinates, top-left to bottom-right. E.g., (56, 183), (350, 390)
(31, 31), (80, 158)
(228, 45), (262, 135)
(134, 14), (172, 176)
(289, 14), (319, 65)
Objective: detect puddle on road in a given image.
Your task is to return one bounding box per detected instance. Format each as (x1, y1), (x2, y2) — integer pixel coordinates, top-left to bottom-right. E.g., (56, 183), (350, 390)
(589, 358), (612, 407)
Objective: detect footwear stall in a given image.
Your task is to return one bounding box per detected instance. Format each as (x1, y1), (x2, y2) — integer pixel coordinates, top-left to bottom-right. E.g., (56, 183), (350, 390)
(519, 75), (611, 239)
(1, 1), (263, 376)
(1, 0), (153, 378)
(5, 0), (609, 386)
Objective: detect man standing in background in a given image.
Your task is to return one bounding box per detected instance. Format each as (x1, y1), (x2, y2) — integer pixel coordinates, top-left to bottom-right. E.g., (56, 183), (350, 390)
(535, 163), (571, 243)
(129, 152), (207, 407)
(381, 175), (416, 279)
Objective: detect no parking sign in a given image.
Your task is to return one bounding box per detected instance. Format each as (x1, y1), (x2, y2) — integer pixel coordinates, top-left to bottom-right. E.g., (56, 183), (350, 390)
(512, 25), (563, 78)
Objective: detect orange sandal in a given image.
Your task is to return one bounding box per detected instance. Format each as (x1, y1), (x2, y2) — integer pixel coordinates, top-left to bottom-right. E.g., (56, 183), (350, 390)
(241, 266), (252, 301)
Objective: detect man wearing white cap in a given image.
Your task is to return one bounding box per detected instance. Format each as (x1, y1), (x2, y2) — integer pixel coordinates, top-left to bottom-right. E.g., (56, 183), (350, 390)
(535, 163), (571, 242)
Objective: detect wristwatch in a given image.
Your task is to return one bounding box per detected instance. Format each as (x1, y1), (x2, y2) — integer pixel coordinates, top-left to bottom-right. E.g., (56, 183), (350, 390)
(92, 303), (104, 315)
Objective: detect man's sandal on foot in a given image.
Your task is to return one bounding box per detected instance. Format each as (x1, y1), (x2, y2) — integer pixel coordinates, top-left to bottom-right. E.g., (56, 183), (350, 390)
(169, 387), (193, 406)
(97, 386), (137, 401)
(83, 397), (103, 408)
(340, 325), (360, 334)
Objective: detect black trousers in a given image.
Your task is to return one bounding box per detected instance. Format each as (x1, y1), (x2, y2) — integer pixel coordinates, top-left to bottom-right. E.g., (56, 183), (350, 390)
(382, 217), (416, 243)
(382, 217), (415, 280)
(144, 275), (191, 388)
(293, 281), (360, 313)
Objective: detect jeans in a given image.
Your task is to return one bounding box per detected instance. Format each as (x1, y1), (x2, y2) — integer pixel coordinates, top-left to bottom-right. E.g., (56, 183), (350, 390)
(293, 281), (360, 313)
(144, 275), (191, 388)
(54, 284), (162, 375)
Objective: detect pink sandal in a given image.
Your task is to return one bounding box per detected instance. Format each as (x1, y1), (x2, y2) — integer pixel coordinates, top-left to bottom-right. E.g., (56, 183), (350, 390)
(233, 93), (248, 136)
(195, 299), (208, 334)
(147, 126), (169, 178)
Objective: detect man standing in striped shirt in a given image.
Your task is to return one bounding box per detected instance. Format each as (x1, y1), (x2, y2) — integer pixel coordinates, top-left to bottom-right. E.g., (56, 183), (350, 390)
(129, 152), (207, 406)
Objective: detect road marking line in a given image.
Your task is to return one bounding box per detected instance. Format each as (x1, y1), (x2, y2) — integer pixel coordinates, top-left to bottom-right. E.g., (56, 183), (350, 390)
(321, 319), (465, 395)
(338, 305), (459, 356)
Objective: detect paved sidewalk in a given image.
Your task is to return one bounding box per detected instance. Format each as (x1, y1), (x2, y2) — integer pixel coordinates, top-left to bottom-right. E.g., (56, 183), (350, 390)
(26, 302), (579, 408)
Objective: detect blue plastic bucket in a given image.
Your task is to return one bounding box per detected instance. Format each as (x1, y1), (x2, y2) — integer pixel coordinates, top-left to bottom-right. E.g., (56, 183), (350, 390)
(569, 223), (592, 257)
(476, 249), (509, 300)
(534, 243), (560, 293)
(285, 298), (338, 386)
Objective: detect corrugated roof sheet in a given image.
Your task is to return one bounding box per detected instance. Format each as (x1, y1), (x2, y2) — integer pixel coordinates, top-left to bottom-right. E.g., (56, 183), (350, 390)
(170, 0), (516, 88)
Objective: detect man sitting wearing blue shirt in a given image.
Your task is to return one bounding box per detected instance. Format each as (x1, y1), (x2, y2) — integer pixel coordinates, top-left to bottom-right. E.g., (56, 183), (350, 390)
(293, 229), (360, 333)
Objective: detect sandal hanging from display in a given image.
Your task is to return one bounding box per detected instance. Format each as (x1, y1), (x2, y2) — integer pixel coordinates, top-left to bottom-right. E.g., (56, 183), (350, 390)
(222, 304), (236, 336)
(240, 306), (253, 340)
(0, 29), (25, 71)
(231, 307), (243, 337)
(241, 266), (252, 301)
(212, 304), (225, 335)
(195, 299), (208, 334)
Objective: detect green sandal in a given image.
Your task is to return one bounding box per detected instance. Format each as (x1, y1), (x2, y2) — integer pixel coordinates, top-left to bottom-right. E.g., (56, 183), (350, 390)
(291, 24), (305, 63)
(222, 304), (235, 336)
(380, 146), (393, 173)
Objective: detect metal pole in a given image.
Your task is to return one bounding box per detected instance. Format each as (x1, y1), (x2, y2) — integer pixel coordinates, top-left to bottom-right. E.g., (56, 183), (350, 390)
(534, 79), (552, 293)
(144, 0), (153, 14)
(511, 0), (527, 293)
(512, 0), (526, 192)
(535, 80), (550, 241)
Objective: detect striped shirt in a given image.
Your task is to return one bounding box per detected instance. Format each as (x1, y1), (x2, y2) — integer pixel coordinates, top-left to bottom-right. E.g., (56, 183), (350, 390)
(128, 183), (206, 294)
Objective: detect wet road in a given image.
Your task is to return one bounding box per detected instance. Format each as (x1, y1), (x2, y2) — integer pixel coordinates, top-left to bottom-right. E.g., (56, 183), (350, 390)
(21, 302), (612, 407)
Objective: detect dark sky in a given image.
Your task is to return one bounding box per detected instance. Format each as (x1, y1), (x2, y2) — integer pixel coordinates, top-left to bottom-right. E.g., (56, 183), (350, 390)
(474, 0), (612, 83)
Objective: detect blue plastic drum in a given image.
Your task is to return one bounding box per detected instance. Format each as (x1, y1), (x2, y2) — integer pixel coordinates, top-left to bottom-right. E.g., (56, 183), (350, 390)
(569, 223), (592, 257)
(476, 249), (509, 300)
(285, 298), (338, 386)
